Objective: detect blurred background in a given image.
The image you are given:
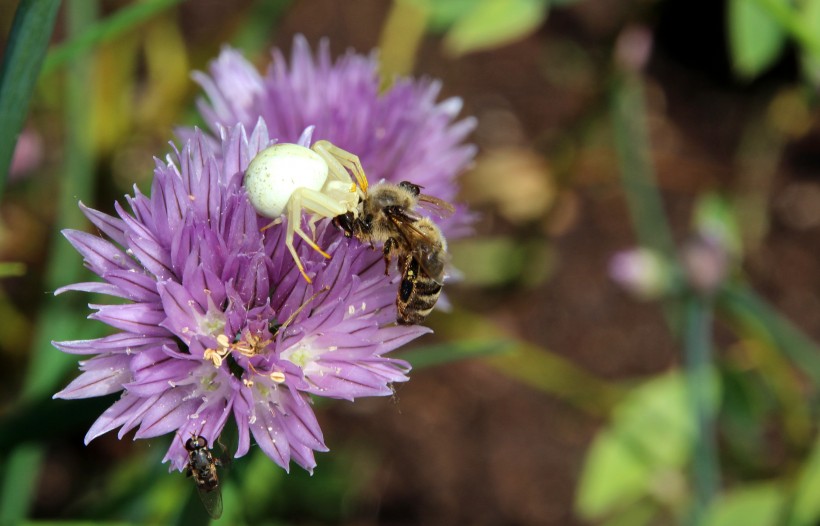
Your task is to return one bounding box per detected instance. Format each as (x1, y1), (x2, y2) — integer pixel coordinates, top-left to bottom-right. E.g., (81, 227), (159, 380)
(2, 0), (820, 524)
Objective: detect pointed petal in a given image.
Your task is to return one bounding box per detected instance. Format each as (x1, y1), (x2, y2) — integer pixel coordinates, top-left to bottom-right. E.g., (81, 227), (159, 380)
(53, 333), (170, 355)
(89, 302), (168, 337)
(250, 407), (292, 471)
(134, 388), (197, 439)
(62, 229), (137, 276)
(84, 393), (142, 444)
(54, 354), (130, 399)
(55, 281), (127, 298)
(103, 269), (160, 302)
(80, 202), (128, 246)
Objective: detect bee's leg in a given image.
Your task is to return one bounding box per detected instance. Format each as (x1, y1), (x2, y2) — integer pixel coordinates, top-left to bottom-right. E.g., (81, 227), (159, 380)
(383, 238), (396, 276)
(312, 140), (369, 194)
(185, 466), (193, 478)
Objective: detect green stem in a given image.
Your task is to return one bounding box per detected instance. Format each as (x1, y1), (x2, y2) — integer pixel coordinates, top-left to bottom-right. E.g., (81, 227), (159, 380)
(684, 294), (719, 525)
(609, 72), (677, 259)
(609, 68), (684, 336)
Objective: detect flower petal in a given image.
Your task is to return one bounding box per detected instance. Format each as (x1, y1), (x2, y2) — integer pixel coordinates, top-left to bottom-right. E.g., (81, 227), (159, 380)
(89, 303), (168, 337)
(52, 333), (170, 355)
(54, 354), (131, 399)
(134, 388), (198, 439)
(84, 393), (143, 444)
(62, 229), (138, 276)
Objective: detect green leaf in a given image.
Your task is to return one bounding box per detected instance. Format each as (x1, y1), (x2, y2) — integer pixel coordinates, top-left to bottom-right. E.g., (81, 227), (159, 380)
(443, 0), (549, 56)
(799, 0), (820, 83)
(705, 484), (786, 526)
(788, 435), (820, 526)
(576, 373), (707, 519)
(0, 444), (44, 525)
(728, 0), (788, 80)
(0, 0), (61, 198)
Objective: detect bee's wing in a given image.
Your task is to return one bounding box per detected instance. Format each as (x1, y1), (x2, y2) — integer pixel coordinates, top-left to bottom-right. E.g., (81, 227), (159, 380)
(197, 484), (223, 520)
(417, 194), (455, 219)
(388, 216), (446, 284)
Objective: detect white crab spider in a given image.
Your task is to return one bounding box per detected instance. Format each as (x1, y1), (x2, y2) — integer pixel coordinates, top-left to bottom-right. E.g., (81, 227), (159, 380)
(244, 139), (369, 283)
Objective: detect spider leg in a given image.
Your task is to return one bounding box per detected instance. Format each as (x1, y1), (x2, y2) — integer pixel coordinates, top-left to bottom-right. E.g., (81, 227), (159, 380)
(286, 195), (314, 284)
(260, 216), (284, 232)
(312, 140), (369, 194)
(285, 187), (359, 283)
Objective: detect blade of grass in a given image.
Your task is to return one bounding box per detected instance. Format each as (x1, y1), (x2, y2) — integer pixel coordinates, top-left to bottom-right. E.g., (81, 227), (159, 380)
(0, 2), (98, 523)
(23, 0), (100, 403)
(378, 0), (429, 88)
(0, 0), (61, 196)
(400, 339), (512, 369)
(609, 68), (676, 259)
(230, 0), (294, 55)
(609, 52), (684, 336)
(40, 0), (188, 76)
(0, 262), (26, 278)
(683, 294), (720, 525)
(718, 282), (820, 385)
(429, 310), (625, 415)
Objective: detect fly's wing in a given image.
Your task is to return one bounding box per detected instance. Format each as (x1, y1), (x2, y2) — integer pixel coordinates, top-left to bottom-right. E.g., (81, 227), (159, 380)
(196, 482), (223, 520)
(416, 194), (455, 219)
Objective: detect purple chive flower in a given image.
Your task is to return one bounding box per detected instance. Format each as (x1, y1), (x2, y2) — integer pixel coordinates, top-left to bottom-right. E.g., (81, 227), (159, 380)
(53, 120), (428, 473)
(187, 34), (477, 237)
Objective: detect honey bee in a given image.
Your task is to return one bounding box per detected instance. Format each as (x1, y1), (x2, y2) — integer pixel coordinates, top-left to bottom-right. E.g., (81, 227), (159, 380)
(334, 181), (453, 324)
(184, 433), (223, 520)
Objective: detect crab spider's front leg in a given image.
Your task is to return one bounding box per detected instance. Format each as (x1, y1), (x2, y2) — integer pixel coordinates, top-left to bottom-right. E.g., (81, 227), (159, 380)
(312, 140), (369, 196)
(286, 187), (353, 282)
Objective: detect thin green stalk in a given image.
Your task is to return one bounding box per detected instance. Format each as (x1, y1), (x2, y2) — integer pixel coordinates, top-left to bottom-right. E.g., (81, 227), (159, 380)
(0, 0), (61, 196)
(718, 282), (820, 385)
(683, 294), (719, 525)
(609, 67), (684, 336)
(609, 71), (677, 259)
(230, 0), (294, 55)
(0, 2), (99, 522)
